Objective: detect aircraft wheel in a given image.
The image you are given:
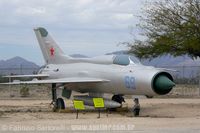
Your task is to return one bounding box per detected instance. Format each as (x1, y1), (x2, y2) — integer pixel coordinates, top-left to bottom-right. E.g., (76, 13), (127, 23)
(146, 95), (153, 98)
(56, 98), (65, 110)
(112, 95), (125, 105)
(110, 95), (124, 111)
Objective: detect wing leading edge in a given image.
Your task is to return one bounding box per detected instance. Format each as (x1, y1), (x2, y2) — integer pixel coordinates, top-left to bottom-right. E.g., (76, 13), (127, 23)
(3, 74), (49, 78)
(0, 77), (110, 85)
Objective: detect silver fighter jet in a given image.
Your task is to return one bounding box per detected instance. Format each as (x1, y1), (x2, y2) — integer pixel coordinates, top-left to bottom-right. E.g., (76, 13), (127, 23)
(1, 27), (175, 110)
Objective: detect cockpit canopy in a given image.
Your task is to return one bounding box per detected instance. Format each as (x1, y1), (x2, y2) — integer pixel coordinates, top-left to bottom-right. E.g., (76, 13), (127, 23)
(113, 55), (141, 66)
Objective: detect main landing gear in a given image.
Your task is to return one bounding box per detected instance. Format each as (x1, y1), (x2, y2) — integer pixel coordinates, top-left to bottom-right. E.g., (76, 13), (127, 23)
(112, 94), (125, 105)
(51, 83), (65, 111)
(110, 94), (125, 111)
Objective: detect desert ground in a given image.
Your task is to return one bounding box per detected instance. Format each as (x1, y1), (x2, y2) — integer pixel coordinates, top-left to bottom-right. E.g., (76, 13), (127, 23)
(0, 85), (200, 133)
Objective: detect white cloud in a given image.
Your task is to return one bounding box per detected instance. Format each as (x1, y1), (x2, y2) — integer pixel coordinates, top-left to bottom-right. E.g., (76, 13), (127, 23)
(0, 0), (144, 64)
(112, 13), (133, 21)
(76, 0), (93, 7)
(15, 6), (46, 16)
(0, 0), (143, 27)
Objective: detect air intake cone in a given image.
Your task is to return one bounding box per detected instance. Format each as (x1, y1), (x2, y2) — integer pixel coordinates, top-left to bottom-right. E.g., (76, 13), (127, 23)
(153, 74), (175, 95)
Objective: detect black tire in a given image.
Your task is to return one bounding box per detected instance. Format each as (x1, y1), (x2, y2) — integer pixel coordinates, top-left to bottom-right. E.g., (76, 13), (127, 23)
(112, 95), (125, 104)
(133, 109), (140, 116)
(56, 98), (65, 110)
(146, 95), (153, 98)
(110, 95), (124, 111)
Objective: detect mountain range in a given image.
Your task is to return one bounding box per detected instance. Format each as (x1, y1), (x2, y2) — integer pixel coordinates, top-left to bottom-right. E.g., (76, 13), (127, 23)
(107, 51), (200, 79)
(0, 56), (39, 75)
(0, 53), (200, 78)
(107, 51), (200, 66)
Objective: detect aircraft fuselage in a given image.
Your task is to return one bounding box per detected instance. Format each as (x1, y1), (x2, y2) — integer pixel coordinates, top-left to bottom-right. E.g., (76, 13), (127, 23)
(40, 63), (173, 96)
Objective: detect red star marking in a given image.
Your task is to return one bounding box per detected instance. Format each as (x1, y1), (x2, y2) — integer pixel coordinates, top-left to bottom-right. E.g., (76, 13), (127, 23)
(50, 47), (55, 56)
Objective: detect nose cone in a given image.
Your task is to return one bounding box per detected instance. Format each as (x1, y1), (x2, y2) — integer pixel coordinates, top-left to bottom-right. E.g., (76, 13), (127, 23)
(155, 75), (175, 90)
(153, 74), (175, 95)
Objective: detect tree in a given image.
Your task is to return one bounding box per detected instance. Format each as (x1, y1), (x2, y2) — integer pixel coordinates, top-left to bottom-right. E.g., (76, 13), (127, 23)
(129, 0), (200, 59)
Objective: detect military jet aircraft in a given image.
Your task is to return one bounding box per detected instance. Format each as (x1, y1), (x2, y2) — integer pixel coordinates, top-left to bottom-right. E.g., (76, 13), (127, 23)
(1, 27), (175, 110)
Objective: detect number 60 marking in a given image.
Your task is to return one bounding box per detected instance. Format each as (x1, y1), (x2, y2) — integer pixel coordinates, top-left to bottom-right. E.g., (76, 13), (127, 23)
(124, 76), (136, 89)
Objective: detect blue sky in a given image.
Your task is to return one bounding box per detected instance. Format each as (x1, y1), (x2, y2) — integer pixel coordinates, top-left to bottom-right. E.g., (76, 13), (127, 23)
(0, 0), (145, 65)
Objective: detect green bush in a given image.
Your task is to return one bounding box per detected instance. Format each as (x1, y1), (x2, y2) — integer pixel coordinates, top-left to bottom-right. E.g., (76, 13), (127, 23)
(20, 86), (30, 97)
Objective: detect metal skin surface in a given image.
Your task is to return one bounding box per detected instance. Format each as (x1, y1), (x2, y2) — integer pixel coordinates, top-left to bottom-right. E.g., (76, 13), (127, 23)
(1, 27), (175, 99)
(39, 62), (171, 96)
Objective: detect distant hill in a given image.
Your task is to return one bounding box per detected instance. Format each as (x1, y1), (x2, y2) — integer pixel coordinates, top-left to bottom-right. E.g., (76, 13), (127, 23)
(70, 54), (88, 58)
(106, 50), (200, 66)
(141, 54), (200, 67)
(106, 50), (128, 55)
(1, 53), (200, 79)
(141, 55), (200, 79)
(0, 56), (39, 75)
(106, 51), (200, 79)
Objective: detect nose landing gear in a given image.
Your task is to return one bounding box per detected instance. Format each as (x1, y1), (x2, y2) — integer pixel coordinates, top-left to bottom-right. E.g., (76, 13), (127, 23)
(133, 98), (140, 116)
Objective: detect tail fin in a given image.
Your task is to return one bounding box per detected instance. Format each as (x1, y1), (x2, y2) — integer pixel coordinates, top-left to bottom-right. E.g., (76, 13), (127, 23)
(34, 27), (70, 64)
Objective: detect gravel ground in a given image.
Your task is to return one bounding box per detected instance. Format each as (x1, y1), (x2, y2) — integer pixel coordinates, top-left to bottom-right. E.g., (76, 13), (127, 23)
(0, 98), (200, 133)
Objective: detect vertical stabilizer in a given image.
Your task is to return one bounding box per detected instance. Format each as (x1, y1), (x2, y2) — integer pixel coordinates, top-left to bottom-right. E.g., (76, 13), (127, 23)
(34, 27), (70, 64)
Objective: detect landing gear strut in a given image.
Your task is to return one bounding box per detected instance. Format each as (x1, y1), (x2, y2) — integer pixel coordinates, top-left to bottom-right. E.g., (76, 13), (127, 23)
(51, 83), (65, 111)
(52, 83), (57, 103)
